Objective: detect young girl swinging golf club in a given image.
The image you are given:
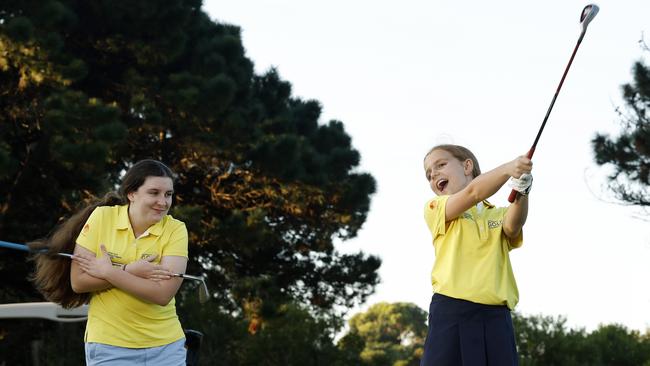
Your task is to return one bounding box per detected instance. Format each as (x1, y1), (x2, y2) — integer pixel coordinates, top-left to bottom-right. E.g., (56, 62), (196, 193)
(420, 144), (533, 366)
(31, 159), (188, 365)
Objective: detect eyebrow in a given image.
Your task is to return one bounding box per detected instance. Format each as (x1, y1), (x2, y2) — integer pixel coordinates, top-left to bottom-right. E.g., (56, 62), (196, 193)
(146, 188), (174, 194)
(425, 158), (447, 177)
(427, 158), (447, 168)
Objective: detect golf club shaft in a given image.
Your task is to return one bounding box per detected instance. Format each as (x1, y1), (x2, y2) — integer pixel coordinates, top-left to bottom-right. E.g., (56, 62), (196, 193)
(2, 240), (209, 302)
(507, 9), (594, 203)
(0, 240), (72, 258)
(172, 273), (201, 281)
(0, 241), (200, 273)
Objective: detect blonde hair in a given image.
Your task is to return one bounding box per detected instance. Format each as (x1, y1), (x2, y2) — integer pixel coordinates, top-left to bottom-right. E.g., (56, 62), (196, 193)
(424, 144), (481, 178)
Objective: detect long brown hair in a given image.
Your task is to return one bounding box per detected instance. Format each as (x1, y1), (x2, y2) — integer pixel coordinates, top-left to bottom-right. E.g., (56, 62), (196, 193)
(29, 160), (174, 308)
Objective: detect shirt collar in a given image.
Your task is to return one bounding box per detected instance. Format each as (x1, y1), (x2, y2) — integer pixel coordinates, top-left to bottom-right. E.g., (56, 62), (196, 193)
(147, 219), (164, 236)
(117, 205), (130, 230)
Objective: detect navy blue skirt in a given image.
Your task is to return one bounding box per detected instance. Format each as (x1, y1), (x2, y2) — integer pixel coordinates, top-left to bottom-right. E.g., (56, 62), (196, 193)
(420, 293), (519, 366)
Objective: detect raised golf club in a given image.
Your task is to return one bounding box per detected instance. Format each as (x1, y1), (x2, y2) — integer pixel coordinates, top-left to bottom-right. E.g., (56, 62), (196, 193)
(508, 4), (599, 202)
(0, 240), (210, 303)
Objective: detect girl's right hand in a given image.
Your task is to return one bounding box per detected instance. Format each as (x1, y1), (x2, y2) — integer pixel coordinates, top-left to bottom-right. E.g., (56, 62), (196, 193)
(125, 254), (173, 281)
(509, 155), (533, 179)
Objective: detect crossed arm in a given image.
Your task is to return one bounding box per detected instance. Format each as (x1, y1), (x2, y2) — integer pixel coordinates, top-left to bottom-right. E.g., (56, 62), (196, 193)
(70, 244), (187, 306)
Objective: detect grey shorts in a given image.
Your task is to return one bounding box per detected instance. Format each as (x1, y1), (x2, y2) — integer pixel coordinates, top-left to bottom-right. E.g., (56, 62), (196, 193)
(85, 338), (186, 366)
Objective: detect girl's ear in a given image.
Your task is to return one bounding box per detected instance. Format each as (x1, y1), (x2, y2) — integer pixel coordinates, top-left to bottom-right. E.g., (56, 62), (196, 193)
(463, 159), (474, 176)
(127, 191), (134, 203)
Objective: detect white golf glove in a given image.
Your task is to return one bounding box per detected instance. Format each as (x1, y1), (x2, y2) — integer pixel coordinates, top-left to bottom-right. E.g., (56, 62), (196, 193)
(508, 173), (533, 196)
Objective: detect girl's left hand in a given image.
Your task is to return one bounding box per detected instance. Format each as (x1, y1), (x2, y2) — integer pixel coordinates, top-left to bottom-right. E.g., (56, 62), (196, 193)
(72, 244), (114, 280)
(125, 254), (173, 281)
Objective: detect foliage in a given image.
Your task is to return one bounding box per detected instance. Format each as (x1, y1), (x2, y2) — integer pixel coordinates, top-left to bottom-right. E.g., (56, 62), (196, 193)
(336, 306), (650, 366)
(592, 59), (650, 207)
(0, 318), (85, 366)
(177, 299), (342, 366)
(514, 313), (591, 366)
(0, 0), (379, 363)
(337, 302), (428, 366)
(513, 313), (650, 366)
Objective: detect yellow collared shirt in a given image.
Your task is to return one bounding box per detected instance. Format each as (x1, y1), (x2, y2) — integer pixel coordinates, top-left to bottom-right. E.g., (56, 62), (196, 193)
(76, 204), (188, 348)
(424, 195), (522, 309)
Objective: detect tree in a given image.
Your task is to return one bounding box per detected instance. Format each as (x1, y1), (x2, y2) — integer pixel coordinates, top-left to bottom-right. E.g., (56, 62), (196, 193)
(513, 313), (590, 366)
(587, 324), (650, 366)
(337, 302), (428, 366)
(0, 0), (380, 363)
(178, 299), (343, 366)
(513, 313), (650, 366)
(592, 58), (650, 208)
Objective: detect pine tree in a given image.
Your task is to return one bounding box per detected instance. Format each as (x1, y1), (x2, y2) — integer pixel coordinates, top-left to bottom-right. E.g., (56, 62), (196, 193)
(592, 59), (650, 207)
(0, 1), (380, 363)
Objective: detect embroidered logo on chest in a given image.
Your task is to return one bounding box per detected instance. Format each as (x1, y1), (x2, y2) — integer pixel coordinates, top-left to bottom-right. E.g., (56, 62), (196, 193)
(487, 220), (502, 229)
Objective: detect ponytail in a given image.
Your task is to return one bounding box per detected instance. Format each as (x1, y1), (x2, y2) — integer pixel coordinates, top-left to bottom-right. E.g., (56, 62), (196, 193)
(29, 192), (124, 308)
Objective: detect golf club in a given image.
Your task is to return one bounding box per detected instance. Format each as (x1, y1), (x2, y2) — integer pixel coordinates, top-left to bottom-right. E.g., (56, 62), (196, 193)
(508, 4), (599, 202)
(0, 240), (72, 258)
(171, 273), (210, 304)
(1, 240), (210, 303)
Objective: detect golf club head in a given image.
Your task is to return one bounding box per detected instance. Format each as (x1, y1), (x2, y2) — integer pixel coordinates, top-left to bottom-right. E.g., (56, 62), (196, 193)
(580, 4), (599, 32)
(174, 273), (211, 303)
(197, 279), (210, 304)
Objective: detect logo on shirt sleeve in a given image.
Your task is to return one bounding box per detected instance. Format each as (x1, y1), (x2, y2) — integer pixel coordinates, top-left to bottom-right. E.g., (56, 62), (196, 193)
(462, 212), (474, 221)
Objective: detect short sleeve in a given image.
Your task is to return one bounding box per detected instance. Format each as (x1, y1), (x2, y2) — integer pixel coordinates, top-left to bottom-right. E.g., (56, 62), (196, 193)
(501, 206), (524, 250)
(423, 195), (449, 240)
(507, 229), (523, 250)
(75, 207), (102, 254)
(162, 221), (188, 258)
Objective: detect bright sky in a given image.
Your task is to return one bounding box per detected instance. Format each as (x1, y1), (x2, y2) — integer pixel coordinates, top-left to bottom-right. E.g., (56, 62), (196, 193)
(204, 1), (650, 332)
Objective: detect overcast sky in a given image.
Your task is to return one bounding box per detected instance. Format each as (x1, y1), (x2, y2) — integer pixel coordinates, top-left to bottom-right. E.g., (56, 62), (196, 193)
(204, 0), (650, 332)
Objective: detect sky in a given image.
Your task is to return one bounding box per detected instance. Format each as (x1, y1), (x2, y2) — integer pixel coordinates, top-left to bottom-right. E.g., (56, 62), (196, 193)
(204, 1), (650, 332)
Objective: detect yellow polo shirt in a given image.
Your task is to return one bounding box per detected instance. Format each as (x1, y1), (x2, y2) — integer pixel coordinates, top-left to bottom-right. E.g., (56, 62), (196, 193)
(424, 195), (522, 309)
(76, 205), (188, 348)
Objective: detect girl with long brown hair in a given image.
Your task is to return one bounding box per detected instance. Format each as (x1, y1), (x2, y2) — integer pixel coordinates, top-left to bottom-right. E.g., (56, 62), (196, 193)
(31, 159), (189, 365)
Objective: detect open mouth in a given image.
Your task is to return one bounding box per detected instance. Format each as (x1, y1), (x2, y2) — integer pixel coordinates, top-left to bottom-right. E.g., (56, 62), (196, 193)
(436, 179), (448, 192)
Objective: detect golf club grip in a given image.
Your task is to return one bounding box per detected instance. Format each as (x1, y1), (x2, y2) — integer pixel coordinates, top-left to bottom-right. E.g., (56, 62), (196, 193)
(507, 147), (535, 203)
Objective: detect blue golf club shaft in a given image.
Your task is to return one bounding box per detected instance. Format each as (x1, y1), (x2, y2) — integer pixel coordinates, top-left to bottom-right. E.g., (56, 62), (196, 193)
(0, 240), (72, 258)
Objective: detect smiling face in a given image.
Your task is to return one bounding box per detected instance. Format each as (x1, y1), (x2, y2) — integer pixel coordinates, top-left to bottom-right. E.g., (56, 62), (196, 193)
(127, 176), (174, 228)
(423, 148), (474, 195)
